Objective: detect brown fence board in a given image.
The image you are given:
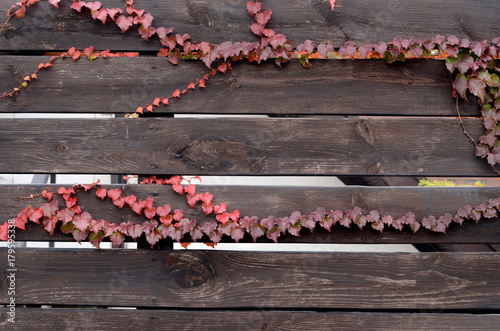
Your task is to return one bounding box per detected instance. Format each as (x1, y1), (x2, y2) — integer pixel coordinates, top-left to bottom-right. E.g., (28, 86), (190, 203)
(1, 249), (499, 309)
(2, 185), (500, 244)
(1, 308), (500, 331)
(0, 0), (498, 51)
(0, 117), (491, 176)
(0, 56), (479, 115)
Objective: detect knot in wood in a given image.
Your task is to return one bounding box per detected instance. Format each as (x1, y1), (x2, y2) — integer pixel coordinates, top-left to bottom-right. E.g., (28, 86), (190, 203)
(57, 143), (69, 153)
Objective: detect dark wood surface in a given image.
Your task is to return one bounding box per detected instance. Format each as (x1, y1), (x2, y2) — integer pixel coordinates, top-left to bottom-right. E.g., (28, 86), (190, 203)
(0, 56), (479, 115)
(0, 117), (492, 176)
(3, 185), (500, 244)
(1, 249), (499, 309)
(1, 308), (500, 331)
(0, 0), (498, 50)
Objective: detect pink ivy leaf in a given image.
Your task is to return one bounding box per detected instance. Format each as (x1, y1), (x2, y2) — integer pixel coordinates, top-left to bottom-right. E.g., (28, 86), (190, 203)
(107, 188), (122, 201)
(250, 23), (264, 37)
(230, 226), (245, 243)
(267, 228), (281, 243)
(128, 224), (143, 239)
(43, 216), (59, 235)
(208, 229), (222, 244)
(255, 10), (272, 25)
(190, 226), (204, 241)
(467, 77), (486, 103)
(72, 228), (89, 243)
(89, 231), (104, 249)
(200, 220), (218, 235)
(115, 15), (134, 33)
(41, 200), (59, 218)
(110, 231), (125, 247)
(249, 223), (265, 242)
(276, 217), (291, 233)
(146, 230), (162, 247)
(85, 1), (102, 13)
(72, 211), (93, 232)
(239, 216), (259, 232)
(49, 0), (60, 8)
(92, 8), (108, 24)
(57, 208), (75, 226)
(70, 1), (86, 12)
(247, 1), (262, 16)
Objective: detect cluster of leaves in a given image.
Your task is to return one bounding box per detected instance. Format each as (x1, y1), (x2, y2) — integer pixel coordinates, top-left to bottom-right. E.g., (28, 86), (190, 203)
(2, 0), (500, 247)
(2, 176), (500, 248)
(418, 178), (485, 187)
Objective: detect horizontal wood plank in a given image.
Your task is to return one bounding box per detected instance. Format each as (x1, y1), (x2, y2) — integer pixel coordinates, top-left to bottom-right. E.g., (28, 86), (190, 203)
(0, 56), (479, 116)
(1, 249), (499, 309)
(0, 117), (493, 176)
(1, 308), (500, 331)
(2, 185), (500, 244)
(0, 0), (498, 50)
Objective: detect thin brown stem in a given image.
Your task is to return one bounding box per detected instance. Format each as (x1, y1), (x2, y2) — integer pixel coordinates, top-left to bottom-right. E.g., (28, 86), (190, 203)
(455, 97), (477, 146)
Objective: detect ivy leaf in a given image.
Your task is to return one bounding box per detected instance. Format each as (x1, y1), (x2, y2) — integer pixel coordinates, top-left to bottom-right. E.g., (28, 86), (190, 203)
(300, 216), (316, 232)
(467, 77), (486, 102)
(260, 216), (277, 230)
(128, 224), (143, 239)
(146, 230), (162, 247)
(72, 228), (89, 243)
(453, 74), (468, 100)
(110, 231), (125, 247)
(208, 229), (222, 243)
(255, 10), (272, 25)
(89, 231), (104, 249)
(373, 42), (387, 56)
(85, 1), (102, 13)
(116, 15), (134, 33)
(190, 226), (204, 241)
(239, 215), (259, 232)
(247, 1), (262, 16)
(250, 23), (264, 37)
(57, 208), (75, 226)
(178, 218), (196, 235)
(72, 211), (93, 232)
(96, 187), (107, 200)
(267, 228), (281, 243)
(92, 8), (108, 24)
(70, 1), (85, 12)
(29, 207), (44, 224)
(249, 223), (265, 242)
(14, 6), (26, 19)
(471, 40), (488, 57)
(201, 220), (218, 235)
(107, 188), (122, 201)
(43, 216), (59, 235)
(41, 200), (59, 217)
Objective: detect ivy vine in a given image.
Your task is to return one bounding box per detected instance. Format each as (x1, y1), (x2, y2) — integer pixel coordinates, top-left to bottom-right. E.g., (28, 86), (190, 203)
(1, 0), (499, 248)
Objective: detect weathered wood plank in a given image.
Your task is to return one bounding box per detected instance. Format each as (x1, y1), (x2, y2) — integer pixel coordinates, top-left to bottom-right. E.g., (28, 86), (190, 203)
(2, 185), (500, 244)
(0, 117), (493, 176)
(2, 308), (500, 331)
(1, 249), (499, 309)
(0, 56), (479, 115)
(0, 0), (498, 50)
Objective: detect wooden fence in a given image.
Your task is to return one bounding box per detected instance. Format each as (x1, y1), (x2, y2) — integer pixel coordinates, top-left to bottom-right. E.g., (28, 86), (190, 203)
(1, 0), (500, 329)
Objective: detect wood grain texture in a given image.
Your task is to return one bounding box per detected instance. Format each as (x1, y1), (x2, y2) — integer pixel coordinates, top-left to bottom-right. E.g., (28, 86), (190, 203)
(0, 117), (493, 176)
(1, 249), (499, 309)
(0, 56), (479, 115)
(3, 185), (500, 244)
(1, 308), (500, 331)
(0, 0), (498, 50)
